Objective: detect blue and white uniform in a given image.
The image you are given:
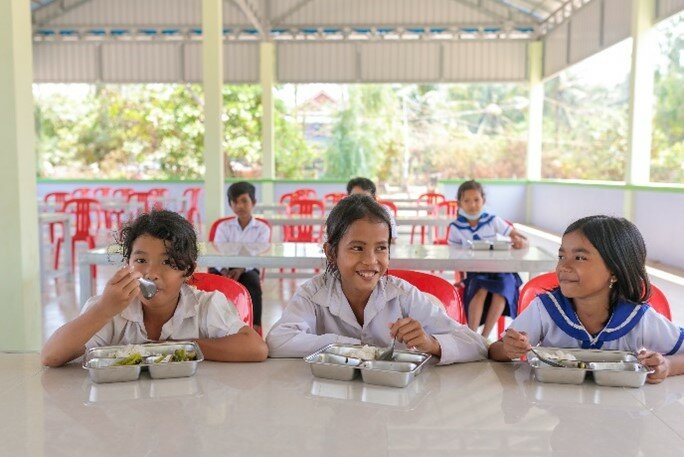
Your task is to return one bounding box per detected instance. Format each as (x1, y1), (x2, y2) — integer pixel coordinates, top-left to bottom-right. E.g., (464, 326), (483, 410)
(266, 274), (487, 365)
(447, 212), (522, 321)
(509, 288), (684, 354)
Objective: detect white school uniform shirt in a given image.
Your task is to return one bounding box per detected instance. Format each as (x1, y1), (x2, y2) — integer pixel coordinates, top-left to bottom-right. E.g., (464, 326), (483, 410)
(447, 212), (512, 245)
(509, 289), (684, 355)
(83, 283), (246, 349)
(213, 217), (270, 270)
(266, 274), (487, 364)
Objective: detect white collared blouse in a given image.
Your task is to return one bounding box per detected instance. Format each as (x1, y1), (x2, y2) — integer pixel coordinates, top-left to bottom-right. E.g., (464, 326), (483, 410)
(83, 283), (245, 349)
(213, 217), (271, 271)
(266, 274), (487, 364)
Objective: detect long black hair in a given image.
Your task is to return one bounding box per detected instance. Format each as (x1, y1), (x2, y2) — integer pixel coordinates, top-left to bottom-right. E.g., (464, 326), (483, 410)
(563, 215), (650, 305)
(323, 194), (392, 277)
(117, 210), (198, 277)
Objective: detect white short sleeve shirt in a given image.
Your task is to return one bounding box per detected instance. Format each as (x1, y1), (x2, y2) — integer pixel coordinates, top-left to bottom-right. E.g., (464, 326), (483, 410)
(213, 217), (271, 270)
(83, 283), (246, 349)
(447, 212), (512, 245)
(266, 274), (487, 365)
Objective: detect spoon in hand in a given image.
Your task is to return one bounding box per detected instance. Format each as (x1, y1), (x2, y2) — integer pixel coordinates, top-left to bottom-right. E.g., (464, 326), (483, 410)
(138, 277), (157, 299)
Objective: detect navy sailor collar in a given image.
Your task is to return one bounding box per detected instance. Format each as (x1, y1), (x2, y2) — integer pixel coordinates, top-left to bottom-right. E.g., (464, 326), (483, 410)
(538, 288), (650, 349)
(453, 212), (496, 233)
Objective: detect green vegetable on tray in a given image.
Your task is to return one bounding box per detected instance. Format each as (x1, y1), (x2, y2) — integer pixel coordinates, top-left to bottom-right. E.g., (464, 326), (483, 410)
(172, 349), (197, 362)
(113, 353), (143, 366)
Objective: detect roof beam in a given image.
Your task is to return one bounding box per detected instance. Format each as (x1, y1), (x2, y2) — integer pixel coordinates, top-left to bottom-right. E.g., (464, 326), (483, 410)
(271, 0), (315, 25)
(449, 0), (511, 23)
(490, 0), (545, 21)
(232, 0), (265, 37)
(33, 0), (93, 26)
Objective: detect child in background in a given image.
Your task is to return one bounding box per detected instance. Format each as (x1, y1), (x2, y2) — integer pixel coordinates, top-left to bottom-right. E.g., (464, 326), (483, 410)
(41, 210), (268, 367)
(346, 177), (398, 242)
(266, 194), (487, 364)
(489, 215), (684, 383)
(210, 181), (270, 335)
(448, 180), (528, 338)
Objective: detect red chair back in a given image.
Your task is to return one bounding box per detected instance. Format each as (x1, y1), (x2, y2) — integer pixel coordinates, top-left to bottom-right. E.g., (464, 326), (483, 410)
(377, 200), (398, 217)
(181, 187), (202, 230)
(418, 192), (446, 206)
(112, 188), (135, 199)
(293, 188), (316, 199)
(433, 200), (459, 245)
(127, 191), (152, 214)
(518, 272), (672, 320)
(388, 269), (466, 324)
(284, 199), (325, 242)
(63, 198), (101, 240)
(324, 192), (347, 205)
(44, 191), (70, 210)
(93, 187), (111, 198)
(71, 187), (91, 198)
(208, 216), (272, 242)
(148, 188), (169, 210)
(187, 272), (253, 327)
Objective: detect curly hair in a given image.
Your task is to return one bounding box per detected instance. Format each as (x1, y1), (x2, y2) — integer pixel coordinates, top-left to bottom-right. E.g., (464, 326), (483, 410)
(116, 210), (198, 277)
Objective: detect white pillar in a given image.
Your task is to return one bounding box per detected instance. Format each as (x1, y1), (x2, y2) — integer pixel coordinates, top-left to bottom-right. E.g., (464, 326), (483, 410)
(260, 42), (276, 204)
(202, 0), (224, 236)
(624, 0), (656, 219)
(0, 0), (41, 350)
(526, 41), (544, 224)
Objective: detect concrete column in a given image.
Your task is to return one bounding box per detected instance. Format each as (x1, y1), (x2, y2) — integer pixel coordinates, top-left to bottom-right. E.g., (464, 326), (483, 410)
(526, 41), (544, 224)
(202, 0), (224, 235)
(624, 0), (656, 219)
(260, 42), (276, 204)
(0, 0), (41, 350)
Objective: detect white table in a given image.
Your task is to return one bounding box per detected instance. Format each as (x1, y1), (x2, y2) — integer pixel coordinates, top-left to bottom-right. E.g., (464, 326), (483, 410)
(255, 202), (436, 213)
(38, 213), (72, 282)
(3, 353), (684, 456)
(78, 242), (556, 306)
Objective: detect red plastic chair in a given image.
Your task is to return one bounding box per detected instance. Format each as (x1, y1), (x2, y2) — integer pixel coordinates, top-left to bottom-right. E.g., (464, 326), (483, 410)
(148, 188), (169, 211)
(180, 187), (202, 232)
(377, 200), (398, 218)
(410, 192), (446, 244)
(292, 188), (317, 199)
(109, 188), (135, 229)
(187, 272), (253, 327)
(518, 272), (672, 320)
(127, 191), (152, 217)
(53, 198), (101, 279)
(388, 269), (466, 324)
(433, 200), (459, 245)
(43, 192), (70, 243)
(71, 187), (91, 198)
(324, 192), (347, 205)
(92, 187), (111, 198)
(284, 199), (325, 242)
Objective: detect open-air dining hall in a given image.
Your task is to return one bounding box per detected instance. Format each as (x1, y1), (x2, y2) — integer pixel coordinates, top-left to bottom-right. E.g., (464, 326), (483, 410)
(3, 0), (684, 455)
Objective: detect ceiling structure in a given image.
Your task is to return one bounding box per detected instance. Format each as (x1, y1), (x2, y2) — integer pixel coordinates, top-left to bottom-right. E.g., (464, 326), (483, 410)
(30, 0), (583, 43)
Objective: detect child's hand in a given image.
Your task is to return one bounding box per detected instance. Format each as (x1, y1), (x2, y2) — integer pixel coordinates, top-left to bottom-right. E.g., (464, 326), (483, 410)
(98, 267), (142, 317)
(389, 318), (441, 357)
(502, 328), (531, 359)
(638, 349), (671, 384)
(511, 234), (528, 249)
(227, 268), (245, 281)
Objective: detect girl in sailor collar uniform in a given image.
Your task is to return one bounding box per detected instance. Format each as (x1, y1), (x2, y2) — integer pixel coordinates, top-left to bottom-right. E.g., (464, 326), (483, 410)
(447, 180), (528, 338)
(266, 194), (487, 365)
(489, 215), (684, 383)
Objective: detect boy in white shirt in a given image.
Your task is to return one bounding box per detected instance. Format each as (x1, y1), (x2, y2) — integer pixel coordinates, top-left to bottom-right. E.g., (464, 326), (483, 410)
(210, 181), (270, 334)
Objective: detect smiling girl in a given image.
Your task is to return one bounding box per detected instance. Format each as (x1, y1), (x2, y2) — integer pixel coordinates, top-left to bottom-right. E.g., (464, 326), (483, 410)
(266, 194), (487, 364)
(41, 210), (267, 367)
(488, 215), (684, 383)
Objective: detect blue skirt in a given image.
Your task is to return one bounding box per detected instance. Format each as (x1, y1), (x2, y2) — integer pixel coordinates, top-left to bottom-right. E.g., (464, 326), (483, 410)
(463, 272), (522, 325)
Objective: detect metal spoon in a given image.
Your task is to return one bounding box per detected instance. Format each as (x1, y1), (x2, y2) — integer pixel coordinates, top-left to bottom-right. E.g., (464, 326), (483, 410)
(528, 347), (567, 368)
(138, 277), (158, 299)
(378, 338), (396, 361)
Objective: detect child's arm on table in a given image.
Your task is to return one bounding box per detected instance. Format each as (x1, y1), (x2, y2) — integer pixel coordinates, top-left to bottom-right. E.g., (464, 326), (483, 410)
(509, 228), (528, 249)
(488, 328), (531, 361)
(196, 325), (268, 362)
(41, 267), (142, 367)
(638, 351), (684, 384)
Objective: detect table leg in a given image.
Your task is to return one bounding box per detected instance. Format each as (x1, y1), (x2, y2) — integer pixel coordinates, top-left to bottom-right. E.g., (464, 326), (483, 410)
(79, 255), (92, 308)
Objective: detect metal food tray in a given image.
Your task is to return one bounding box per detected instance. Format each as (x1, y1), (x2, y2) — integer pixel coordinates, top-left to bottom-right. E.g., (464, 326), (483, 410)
(466, 240), (512, 251)
(304, 344), (432, 388)
(83, 342), (204, 383)
(527, 347), (650, 388)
